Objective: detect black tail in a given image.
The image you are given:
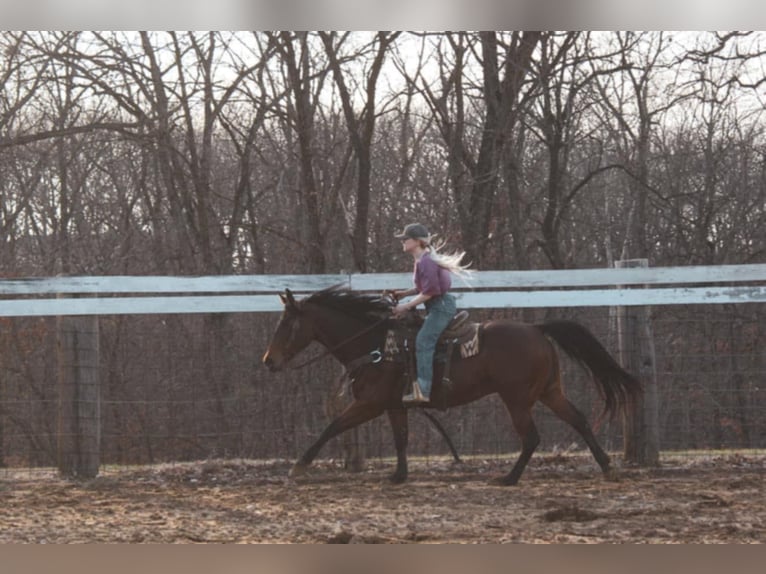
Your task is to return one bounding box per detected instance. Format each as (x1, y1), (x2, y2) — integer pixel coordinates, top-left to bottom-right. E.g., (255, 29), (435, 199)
(537, 319), (642, 419)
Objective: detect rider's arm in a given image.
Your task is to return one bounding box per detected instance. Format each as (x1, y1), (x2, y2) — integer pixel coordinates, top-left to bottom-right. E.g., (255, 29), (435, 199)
(399, 292), (432, 311)
(393, 290), (433, 315)
(394, 287), (418, 300)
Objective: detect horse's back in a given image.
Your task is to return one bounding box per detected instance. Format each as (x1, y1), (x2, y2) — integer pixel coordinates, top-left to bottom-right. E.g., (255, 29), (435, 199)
(481, 319), (548, 348)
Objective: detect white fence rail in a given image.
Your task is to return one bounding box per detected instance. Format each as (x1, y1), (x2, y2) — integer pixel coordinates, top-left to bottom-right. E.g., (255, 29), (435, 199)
(1, 263), (765, 317)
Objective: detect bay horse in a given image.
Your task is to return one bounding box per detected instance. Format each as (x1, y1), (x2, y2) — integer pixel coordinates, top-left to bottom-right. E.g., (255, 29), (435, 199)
(262, 286), (641, 485)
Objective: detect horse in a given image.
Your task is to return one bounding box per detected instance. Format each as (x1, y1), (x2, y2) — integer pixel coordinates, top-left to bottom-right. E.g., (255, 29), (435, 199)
(262, 285), (642, 485)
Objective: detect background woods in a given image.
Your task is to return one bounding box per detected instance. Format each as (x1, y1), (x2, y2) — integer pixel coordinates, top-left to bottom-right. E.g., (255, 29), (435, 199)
(0, 31), (764, 468)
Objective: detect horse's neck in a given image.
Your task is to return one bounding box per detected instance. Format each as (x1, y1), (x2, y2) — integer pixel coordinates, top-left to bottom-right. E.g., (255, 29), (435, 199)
(310, 306), (378, 362)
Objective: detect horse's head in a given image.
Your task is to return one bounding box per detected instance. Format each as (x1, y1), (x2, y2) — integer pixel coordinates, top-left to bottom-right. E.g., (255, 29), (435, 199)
(262, 289), (315, 372)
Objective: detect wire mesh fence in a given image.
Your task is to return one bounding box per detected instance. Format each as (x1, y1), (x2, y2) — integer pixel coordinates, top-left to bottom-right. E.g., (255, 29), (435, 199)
(0, 302), (764, 477)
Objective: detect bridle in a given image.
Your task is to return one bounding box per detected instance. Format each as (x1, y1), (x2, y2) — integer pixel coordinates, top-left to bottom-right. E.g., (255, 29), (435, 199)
(287, 314), (392, 371)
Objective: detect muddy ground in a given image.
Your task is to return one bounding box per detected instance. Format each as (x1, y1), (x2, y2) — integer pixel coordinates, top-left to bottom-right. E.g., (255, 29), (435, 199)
(0, 453), (763, 543)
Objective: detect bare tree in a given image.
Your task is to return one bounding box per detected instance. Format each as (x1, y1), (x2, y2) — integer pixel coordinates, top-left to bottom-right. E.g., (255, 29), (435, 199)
(319, 31), (401, 273)
(268, 32), (331, 273)
(399, 31), (541, 268)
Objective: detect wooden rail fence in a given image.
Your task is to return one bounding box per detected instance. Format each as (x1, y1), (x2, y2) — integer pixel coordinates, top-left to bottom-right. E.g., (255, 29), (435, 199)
(1, 262), (764, 476)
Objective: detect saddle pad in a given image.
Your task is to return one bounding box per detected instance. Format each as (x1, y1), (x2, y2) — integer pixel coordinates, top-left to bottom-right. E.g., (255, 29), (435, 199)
(383, 323), (480, 360)
(458, 324), (480, 358)
(383, 329), (401, 357)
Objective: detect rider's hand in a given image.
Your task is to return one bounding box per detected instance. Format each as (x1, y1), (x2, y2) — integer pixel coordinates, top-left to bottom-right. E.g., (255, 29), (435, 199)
(393, 303), (409, 317)
(382, 289), (398, 302)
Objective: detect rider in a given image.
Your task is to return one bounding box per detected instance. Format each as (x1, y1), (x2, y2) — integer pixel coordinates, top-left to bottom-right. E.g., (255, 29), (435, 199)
(391, 223), (469, 404)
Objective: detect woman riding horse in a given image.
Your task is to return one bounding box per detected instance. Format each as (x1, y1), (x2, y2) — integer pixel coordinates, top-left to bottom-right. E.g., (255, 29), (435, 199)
(391, 223), (470, 405)
(262, 286), (641, 485)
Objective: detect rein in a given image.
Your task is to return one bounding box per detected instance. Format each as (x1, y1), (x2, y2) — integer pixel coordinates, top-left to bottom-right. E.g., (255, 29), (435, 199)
(288, 315), (392, 371)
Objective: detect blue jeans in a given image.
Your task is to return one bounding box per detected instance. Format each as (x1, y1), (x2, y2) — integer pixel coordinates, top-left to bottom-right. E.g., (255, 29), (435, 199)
(416, 293), (457, 396)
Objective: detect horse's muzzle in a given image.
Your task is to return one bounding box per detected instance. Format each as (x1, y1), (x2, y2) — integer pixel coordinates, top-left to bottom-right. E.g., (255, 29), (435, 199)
(262, 352), (280, 372)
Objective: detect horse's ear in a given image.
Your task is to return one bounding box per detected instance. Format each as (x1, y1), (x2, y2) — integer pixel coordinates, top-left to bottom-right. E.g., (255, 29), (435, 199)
(279, 293), (288, 305)
(284, 288), (297, 309)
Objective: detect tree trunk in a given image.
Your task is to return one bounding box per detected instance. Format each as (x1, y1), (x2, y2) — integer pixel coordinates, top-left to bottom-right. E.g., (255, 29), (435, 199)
(278, 31), (326, 273)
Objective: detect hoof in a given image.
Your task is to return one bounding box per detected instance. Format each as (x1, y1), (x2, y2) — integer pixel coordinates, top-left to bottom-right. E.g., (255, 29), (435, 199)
(289, 462), (309, 478)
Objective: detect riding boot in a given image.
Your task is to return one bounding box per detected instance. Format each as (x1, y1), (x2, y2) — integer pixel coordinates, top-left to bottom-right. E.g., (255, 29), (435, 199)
(402, 380), (430, 404)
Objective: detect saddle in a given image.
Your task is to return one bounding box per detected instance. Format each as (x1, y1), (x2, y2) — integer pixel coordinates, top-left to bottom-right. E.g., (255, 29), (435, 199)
(441, 310), (472, 340)
(387, 310), (476, 350)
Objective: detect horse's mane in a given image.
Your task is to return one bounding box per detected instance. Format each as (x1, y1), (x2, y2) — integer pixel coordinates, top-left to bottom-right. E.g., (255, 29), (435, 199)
(303, 285), (393, 324)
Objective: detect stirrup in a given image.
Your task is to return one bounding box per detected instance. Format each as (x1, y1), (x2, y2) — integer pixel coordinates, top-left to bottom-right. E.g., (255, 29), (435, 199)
(402, 381), (430, 404)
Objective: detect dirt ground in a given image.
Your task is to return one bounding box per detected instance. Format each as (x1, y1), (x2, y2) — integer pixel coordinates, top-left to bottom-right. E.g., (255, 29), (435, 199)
(0, 453), (763, 543)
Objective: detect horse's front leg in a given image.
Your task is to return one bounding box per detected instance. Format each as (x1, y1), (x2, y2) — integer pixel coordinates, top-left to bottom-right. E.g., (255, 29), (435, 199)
(386, 408), (409, 483)
(290, 400), (384, 478)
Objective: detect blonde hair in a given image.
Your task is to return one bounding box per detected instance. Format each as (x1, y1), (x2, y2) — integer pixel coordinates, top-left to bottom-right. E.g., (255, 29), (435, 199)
(424, 237), (473, 280)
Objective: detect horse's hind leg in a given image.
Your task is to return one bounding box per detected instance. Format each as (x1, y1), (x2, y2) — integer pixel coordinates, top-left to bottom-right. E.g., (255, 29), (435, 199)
(541, 388), (611, 475)
(419, 410), (461, 463)
(496, 402), (540, 486)
(290, 400), (384, 478)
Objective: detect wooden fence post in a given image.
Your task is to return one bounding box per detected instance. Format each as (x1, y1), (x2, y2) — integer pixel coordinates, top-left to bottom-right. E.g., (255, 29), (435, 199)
(615, 259), (660, 466)
(57, 312), (100, 478)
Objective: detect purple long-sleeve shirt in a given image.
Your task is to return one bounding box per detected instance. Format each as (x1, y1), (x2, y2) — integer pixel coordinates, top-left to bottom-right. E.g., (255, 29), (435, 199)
(414, 252), (452, 296)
